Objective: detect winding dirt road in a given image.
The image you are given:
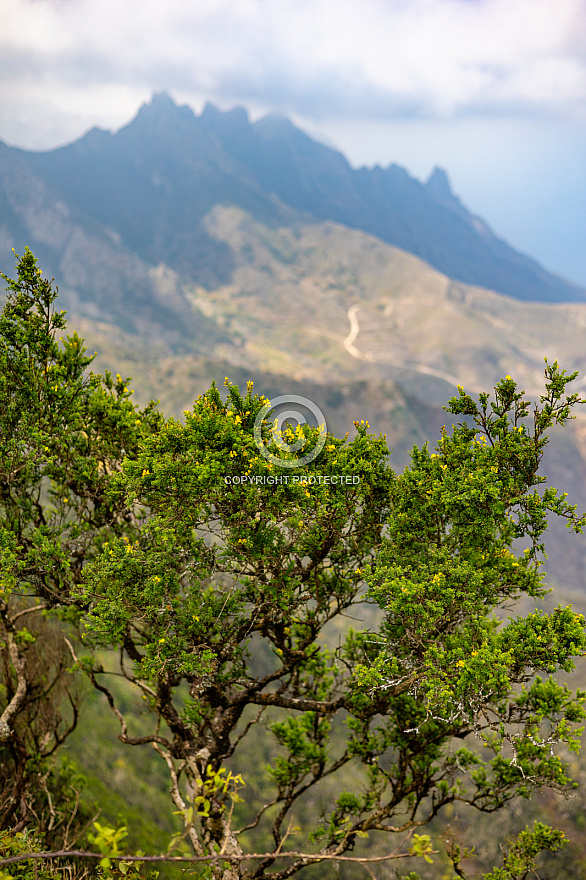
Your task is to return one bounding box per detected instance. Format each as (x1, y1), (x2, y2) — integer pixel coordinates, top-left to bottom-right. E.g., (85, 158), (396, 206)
(343, 304), (461, 387)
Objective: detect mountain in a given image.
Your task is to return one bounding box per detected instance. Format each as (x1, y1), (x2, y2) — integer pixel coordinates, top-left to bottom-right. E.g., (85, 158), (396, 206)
(2, 93), (586, 590)
(2, 91), (583, 304)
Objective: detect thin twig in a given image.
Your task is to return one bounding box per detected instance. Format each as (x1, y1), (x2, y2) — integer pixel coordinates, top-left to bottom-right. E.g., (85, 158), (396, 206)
(0, 848), (433, 867)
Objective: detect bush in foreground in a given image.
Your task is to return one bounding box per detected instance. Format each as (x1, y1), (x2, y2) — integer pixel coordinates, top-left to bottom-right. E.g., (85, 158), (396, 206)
(1, 250), (585, 879)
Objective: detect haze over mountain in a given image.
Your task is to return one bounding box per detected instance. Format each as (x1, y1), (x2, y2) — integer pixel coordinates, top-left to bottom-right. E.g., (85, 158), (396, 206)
(2, 92), (586, 591)
(1, 92), (584, 305)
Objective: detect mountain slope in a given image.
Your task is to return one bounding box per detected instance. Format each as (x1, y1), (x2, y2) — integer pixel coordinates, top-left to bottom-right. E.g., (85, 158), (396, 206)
(183, 206), (586, 399)
(0, 138), (228, 345)
(4, 91), (583, 304)
(211, 105), (583, 302)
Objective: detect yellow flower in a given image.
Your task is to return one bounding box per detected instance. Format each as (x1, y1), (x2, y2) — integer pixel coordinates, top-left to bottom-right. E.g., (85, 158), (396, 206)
(456, 660), (465, 667)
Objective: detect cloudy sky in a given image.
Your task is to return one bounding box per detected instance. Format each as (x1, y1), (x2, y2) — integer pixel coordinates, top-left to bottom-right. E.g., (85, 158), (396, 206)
(2, 0), (586, 285)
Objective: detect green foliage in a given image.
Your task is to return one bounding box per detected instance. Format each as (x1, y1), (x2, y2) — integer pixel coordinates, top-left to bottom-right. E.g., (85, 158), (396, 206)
(409, 833), (434, 863)
(2, 252), (586, 880)
(363, 366), (586, 810)
(87, 821), (132, 870)
(0, 247), (160, 610)
(0, 829), (60, 880)
(86, 821), (160, 879)
(481, 822), (566, 880)
(0, 249), (161, 835)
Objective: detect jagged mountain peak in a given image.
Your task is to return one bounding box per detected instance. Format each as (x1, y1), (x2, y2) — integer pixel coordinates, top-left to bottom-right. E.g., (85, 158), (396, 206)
(201, 102), (249, 125)
(424, 165), (477, 223)
(146, 90), (177, 110)
(130, 95), (253, 137)
(138, 90), (195, 118)
(3, 95), (584, 303)
(425, 166), (453, 199)
(198, 103), (253, 143)
(121, 91), (197, 138)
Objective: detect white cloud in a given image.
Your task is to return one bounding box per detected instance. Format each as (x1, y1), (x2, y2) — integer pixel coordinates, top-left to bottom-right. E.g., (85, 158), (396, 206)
(1, 0), (586, 149)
